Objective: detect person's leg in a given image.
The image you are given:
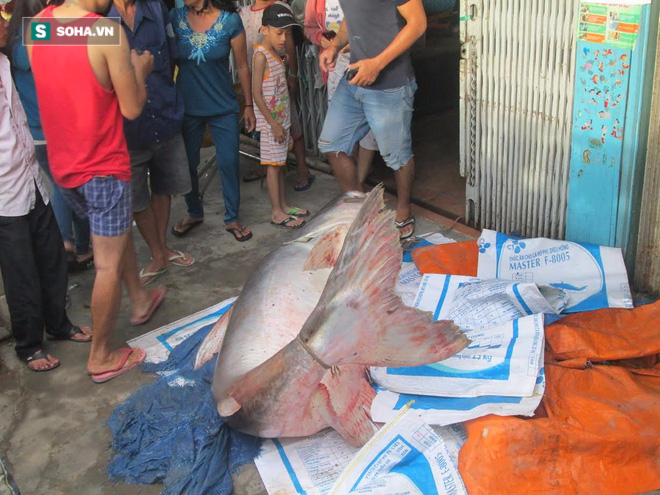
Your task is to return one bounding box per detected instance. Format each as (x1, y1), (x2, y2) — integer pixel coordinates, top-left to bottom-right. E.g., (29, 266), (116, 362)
(357, 130), (378, 188)
(130, 145), (172, 282)
(289, 98), (313, 189)
(0, 208), (58, 369)
(72, 212), (92, 261)
(35, 144), (74, 252)
(173, 115), (206, 235)
(80, 177), (151, 375)
(318, 78), (371, 193)
(263, 131), (305, 227)
(122, 228), (166, 322)
(31, 191), (82, 338)
(209, 113), (251, 239)
(87, 230), (146, 374)
(362, 81), (418, 239)
(357, 146), (376, 187)
(148, 134), (194, 266)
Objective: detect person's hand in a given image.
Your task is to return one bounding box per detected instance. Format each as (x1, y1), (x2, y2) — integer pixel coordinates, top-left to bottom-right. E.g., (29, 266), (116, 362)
(131, 49), (154, 80)
(320, 37), (332, 49)
(347, 57), (382, 86)
(244, 107), (256, 133)
(287, 74), (299, 95)
(319, 45), (338, 72)
(271, 123), (286, 144)
(340, 43), (350, 53)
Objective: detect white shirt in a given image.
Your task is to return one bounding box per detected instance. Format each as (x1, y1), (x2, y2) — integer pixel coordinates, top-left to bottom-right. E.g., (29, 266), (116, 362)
(0, 53), (49, 217)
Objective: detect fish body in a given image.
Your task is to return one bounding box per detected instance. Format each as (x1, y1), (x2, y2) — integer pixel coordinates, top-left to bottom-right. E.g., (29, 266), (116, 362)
(196, 186), (468, 446)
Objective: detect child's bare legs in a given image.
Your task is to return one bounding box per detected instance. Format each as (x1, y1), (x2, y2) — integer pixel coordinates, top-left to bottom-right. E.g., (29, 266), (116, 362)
(268, 166), (304, 226)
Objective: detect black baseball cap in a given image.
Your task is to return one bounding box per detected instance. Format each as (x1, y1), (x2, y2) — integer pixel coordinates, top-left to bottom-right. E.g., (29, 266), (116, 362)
(262, 3), (298, 29)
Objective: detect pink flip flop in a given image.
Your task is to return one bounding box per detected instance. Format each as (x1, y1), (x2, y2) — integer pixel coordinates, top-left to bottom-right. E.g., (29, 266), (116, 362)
(90, 347), (146, 384)
(130, 287), (167, 326)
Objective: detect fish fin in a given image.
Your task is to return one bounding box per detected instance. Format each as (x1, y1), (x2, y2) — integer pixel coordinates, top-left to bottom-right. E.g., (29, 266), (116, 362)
(218, 395), (242, 416)
(194, 306), (233, 370)
(301, 184), (469, 367)
(319, 365), (377, 447)
(303, 225), (349, 271)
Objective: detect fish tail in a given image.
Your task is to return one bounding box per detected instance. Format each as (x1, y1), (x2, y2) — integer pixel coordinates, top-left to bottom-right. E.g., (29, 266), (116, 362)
(300, 184), (469, 367)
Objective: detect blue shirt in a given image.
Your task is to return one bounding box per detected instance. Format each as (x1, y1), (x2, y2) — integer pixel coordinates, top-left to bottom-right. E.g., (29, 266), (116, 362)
(108, 0), (184, 149)
(10, 34), (45, 141)
(170, 8), (243, 116)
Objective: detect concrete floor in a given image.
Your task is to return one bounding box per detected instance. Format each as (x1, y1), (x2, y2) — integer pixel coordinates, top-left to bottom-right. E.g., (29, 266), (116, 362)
(0, 154), (474, 495)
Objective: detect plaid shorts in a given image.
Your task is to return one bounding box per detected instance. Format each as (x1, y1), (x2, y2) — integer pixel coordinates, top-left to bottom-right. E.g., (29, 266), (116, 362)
(61, 177), (132, 237)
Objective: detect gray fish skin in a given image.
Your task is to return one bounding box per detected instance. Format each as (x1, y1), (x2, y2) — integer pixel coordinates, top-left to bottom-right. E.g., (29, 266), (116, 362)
(198, 186), (469, 446)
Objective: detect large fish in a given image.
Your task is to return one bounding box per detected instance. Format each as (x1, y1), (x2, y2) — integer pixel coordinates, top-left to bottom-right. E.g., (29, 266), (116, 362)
(195, 186), (468, 446)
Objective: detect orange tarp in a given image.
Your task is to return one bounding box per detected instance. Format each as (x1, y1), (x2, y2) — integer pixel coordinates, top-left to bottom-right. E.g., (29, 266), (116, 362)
(545, 302), (660, 363)
(410, 243), (660, 495)
(411, 240), (478, 276)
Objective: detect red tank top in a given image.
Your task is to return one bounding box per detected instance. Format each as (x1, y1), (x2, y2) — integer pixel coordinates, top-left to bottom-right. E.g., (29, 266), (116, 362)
(31, 6), (131, 188)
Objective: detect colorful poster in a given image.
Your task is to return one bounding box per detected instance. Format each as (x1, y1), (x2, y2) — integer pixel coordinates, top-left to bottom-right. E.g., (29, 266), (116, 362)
(578, 2), (642, 49)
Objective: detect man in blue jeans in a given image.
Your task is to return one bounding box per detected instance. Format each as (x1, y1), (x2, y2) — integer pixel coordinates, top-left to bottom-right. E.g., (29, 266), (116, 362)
(318, 0), (426, 240)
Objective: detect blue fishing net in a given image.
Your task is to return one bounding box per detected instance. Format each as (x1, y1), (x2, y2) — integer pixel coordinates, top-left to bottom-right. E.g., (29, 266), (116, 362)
(107, 324), (262, 494)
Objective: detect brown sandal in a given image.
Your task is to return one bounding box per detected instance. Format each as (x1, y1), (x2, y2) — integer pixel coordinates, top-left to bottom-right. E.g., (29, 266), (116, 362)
(225, 225), (253, 242)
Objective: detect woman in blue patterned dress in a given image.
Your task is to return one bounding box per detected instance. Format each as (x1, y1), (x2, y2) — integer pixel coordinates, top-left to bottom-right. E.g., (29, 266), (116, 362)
(170, 0), (256, 241)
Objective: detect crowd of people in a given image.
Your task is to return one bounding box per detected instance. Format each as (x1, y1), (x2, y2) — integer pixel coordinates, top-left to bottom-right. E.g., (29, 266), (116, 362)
(0, 0), (425, 380)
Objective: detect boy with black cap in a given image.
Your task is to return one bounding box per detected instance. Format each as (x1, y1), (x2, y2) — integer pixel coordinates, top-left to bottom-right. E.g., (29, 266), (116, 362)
(253, 4), (310, 229)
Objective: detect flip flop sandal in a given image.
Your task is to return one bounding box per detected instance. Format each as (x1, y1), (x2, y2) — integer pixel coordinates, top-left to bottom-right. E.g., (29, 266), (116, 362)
(171, 219), (204, 238)
(168, 250), (196, 267)
(67, 252), (94, 272)
(270, 216), (306, 230)
(286, 207), (311, 218)
(90, 347), (146, 384)
(139, 265), (171, 287)
(243, 170), (266, 183)
(24, 350), (60, 372)
(46, 325), (92, 343)
(395, 217), (416, 240)
(294, 175), (315, 192)
(225, 226), (253, 242)
(130, 287), (167, 326)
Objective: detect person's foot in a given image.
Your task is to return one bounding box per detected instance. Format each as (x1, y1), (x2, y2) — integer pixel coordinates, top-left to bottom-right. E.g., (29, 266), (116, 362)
(395, 204), (414, 239)
(87, 347), (145, 377)
(166, 249), (195, 267)
(225, 221), (253, 242)
(294, 174), (315, 192)
(271, 213), (305, 229)
(76, 252), (93, 264)
(283, 205), (310, 217)
(46, 325), (92, 342)
(139, 261), (171, 287)
(243, 169), (266, 182)
(171, 217), (204, 237)
(130, 287), (167, 325)
(25, 350), (60, 371)
(395, 215), (415, 240)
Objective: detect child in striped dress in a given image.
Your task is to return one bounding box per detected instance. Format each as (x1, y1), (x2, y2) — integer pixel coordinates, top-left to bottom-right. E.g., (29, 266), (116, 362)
(253, 4), (310, 229)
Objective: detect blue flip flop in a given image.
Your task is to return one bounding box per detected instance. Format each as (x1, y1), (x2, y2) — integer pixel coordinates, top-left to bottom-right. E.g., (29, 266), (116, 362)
(294, 175), (315, 192)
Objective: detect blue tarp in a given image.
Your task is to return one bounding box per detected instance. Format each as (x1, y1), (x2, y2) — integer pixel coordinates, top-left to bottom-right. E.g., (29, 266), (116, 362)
(108, 324), (262, 494)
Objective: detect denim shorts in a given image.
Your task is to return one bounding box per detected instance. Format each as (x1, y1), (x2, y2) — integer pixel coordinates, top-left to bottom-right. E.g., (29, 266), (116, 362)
(318, 78), (417, 171)
(61, 176), (132, 237)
